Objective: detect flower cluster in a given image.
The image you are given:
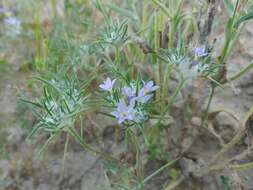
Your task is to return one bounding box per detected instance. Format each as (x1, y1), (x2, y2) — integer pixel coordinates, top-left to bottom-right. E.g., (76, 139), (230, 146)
(4, 17), (21, 26)
(22, 76), (90, 135)
(3, 16), (22, 36)
(194, 46), (208, 58)
(99, 77), (116, 92)
(99, 78), (159, 124)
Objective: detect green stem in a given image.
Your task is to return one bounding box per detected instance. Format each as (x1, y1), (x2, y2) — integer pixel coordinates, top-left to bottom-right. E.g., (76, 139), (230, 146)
(67, 126), (122, 164)
(229, 61), (253, 81)
(230, 161), (253, 171)
(80, 116), (84, 140)
(164, 175), (185, 190)
(151, 0), (171, 18)
(219, 0), (240, 65)
(232, 0), (240, 22)
(134, 158), (179, 190)
(115, 46), (121, 67)
(158, 60), (163, 109)
(162, 64), (173, 111)
(35, 130), (61, 158)
(201, 86), (215, 128)
(50, 0), (57, 19)
(130, 126), (144, 181)
(210, 105), (253, 164)
(169, 21), (175, 48)
(158, 77), (186, 124)
(153, 11), (162, 109)
(142, 1), (149, 31)
(62, 133), (70, 174)
(219, 38), (230, 65)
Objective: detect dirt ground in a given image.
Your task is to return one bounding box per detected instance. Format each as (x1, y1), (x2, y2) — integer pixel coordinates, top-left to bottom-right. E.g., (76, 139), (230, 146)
(0, 4), (253, 190)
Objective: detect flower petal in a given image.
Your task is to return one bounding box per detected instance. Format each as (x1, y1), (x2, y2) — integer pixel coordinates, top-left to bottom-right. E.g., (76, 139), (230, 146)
(117, 100), (127, 111)
(146, 81), (154, 88)
(151, 85), (159, 91)
(111, 111), (119, 118)
(118, 117), (126, 124)
(137, 94), (153, 103)
(112, 79), (116, 86)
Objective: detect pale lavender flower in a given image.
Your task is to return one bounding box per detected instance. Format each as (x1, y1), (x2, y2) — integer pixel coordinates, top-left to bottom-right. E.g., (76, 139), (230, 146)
(111, 100), (135, 124)
(0, 7), (7, 13)
(4, 16), (21, 26)
(99, 77), (116, 91)
(3, 16), (21, 36)
(122, 86), (135, 97)
(137, 81), (159, 103)
(136, 94), (153, 103)
(122, 86), (137, 104)
(194, 46), (208, 57)
(133, 109), (147, 123)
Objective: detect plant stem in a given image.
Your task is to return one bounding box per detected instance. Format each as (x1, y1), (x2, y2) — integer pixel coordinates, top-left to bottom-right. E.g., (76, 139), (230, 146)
(168, 21), (175, 48)
(158, 77), (186, 124)
(50, 0), (57, 19)
(219, 0), (240, 65)
(210, 105), (253, 164)
(80, 116), (84, 139)
(142, 1), (148, 31)
(134, 158), (179, 190)
(164, 175), (185, 190)
(201, 85), (215, 128)
(229, 61), (253, 82)
(219, 38), (230, 65)
(162, 64), (173, 111)
(115, 46), (121, 67)
(151, 0), (171, 18)
(230, 161), (253, 171)
(62, 133), (70, 174)
(232, 0), (240, 22)
(67, 126), (122, 164)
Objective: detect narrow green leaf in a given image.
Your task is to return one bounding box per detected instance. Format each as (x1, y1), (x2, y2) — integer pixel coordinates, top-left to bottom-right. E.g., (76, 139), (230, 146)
(234, 12), (253, 29)
(231, 161), (253, 171)
(223, 0), (234, 15)
(36, 131), (59, 157)
(229, 61), (253, 81)
(19, 98), (44, 109)
(151, 0), (171, 18)
(106, 4), (138, 21)
(225, 18), (233, 39)
(26, 122), (43, 139)
(133, 158), (179, 190)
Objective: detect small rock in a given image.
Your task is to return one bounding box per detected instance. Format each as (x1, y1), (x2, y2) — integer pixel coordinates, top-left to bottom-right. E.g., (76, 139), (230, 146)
(215, 112), (239, 131)
(191, 117), (202, 126)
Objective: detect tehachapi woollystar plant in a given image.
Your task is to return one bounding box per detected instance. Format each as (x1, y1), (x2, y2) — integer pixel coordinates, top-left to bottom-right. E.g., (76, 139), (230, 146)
(21, 0), (253, 189)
